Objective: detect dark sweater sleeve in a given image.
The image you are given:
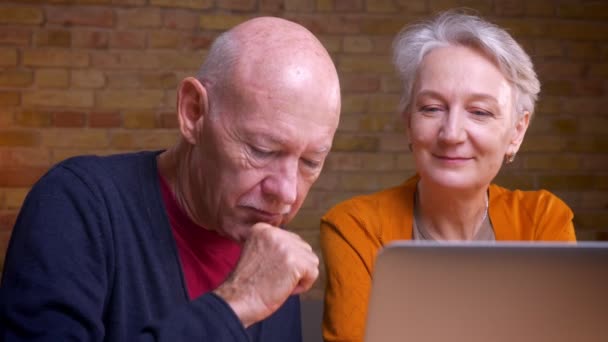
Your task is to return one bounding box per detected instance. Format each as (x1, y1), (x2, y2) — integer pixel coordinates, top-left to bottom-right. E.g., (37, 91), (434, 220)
(0, 165), (249, 341)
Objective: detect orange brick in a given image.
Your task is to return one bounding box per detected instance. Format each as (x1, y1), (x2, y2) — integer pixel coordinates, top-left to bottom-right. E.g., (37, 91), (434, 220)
(573, 79), (603, 96)
(136, 130), (179, 149)
(151, 0), (213, 9)
(524, 155), (580, 170)
(0, 130), (39, 147)
(110, 31), (146, 49)
(89, 111), (122, 128)
(0, 27), (31, 46)
(325, 152), (395, 171)
(539, 175), (597, 190)
(41, 129), (109, 148)
(534, 40), (564, 58)
(541, 80), (573, 96)
(0, 148), (50, 168)
(0, 48), (17, 66)
(0, 6), (43, 25)
(581, 154), (608, 171)
(430, 0), (492, 15)
(16, 110), (52, 127)
(0, 167), (48, 187)
(200, 14), (251, 30)
(158, 51), (203, 70)
(343, 36), (373, 53)
(163, 9), (199, 30)
(558, 3), (608, 19)
(341, 74), (380, 93)
(0, 212), (17, 231)
(335, 0), (363, 11)
(395, 153), (415, 170)
(159, 112), (178, 128)
(366, 0), (397, 12)
(381, 75), (401, 93)
(187, 33), (214, 50)
(23, 90), (93, 108)
(148, 31), (181, 49)
(96, 51), (161, 69)
(164, 90), (177, 109)
(377, 172), (408, 188)
(317, 0), (333, 11)
(0, 108), (15, 128)
(312, 172), (339, 191)
(72, 30), (109, 49)
(51, 148), (117, 164)
(35, 30), (71, 47)
(493, 173), (536, 190)
(218, 0), (257, 10)
(285, 0), (315, 11)
(332, 134), (378, 152)
(520, 135), (567, 152)
(140, 72), (177, 89)
(571, 137), (608, 153)
(565, 42), (601, 60)
(105, 71), (139, 89)
(46, 6), (114, 27)
(581, 191), (608, 209)
(379, 133), (408, 152)
(551, 22), (608, 41)
(4, 188), (29, 209)
(117, 8), (161, 28)
(525, 0), (555, 17)
(72, 69), (105, 89)
(318, 35), (341, 53)
(23, 49), (89, 67)
(97, 90), (164, 109)
(495, 0), (525, 16)
(0, 70), (33, 87)
(536, 62), (584, 79)
(368, 94), (400, 114)
(52, 111), (86, 128)
(581, 117), (608, 134)
(339, 55), (393, 73)
(110, 131), (135, 150)
(589, 64), (608, 79)
(395, 0), (428, 13)
(339, 172), (380, 191)
(534, 96), (562, 115)
(0, 92), (20, 106)
(123, 110), (157, 129)
(35, 69), (69, 88)
(342, 95), (368, 113)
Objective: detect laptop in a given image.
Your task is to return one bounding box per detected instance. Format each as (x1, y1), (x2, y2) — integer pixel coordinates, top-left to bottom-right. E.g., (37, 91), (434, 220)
(364, 241), (608, 342)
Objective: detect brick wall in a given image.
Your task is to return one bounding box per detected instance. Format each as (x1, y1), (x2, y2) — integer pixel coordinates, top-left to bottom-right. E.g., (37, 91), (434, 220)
(1, 0), (607, 298)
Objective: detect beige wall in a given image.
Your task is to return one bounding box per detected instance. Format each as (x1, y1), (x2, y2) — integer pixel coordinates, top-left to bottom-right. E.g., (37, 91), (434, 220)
(1, 0), (607, 298)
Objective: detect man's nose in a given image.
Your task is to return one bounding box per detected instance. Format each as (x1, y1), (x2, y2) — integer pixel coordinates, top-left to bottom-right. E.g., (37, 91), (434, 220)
(261, 158), (298, 206)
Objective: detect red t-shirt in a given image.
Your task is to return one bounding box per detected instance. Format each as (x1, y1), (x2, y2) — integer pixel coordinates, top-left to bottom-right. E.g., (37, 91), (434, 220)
(158, 173), (242, 300)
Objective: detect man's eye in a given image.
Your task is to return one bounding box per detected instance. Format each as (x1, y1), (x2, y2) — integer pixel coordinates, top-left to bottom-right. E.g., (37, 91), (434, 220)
(250, 146), (274, 158)
(470, 109), (493, 117)
(301, 158), (321, 169)
(420, 106), (443, 113)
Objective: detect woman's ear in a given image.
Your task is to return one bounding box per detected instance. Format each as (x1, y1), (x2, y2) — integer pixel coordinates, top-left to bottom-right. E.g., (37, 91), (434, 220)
(508, 111), (531, 155)
(177, 77), (209, 145)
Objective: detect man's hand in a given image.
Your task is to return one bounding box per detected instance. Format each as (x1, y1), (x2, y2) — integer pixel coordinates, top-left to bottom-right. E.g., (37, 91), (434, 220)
(213, 222), (319, 328)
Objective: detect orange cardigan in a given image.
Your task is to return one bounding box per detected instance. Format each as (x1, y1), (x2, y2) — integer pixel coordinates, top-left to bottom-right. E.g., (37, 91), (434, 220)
(320, 176), (576, 342)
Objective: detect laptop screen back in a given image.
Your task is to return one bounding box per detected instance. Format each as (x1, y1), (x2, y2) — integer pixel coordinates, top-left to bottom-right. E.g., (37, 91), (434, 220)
(364, 242), (608, 342)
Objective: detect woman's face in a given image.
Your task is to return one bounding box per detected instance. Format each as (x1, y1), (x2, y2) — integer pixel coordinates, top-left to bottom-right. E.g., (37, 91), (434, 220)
(407, 45), (529, 191)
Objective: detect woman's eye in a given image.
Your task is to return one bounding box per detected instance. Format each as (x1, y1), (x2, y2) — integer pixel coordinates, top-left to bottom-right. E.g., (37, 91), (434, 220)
(420, 106), (442, 113)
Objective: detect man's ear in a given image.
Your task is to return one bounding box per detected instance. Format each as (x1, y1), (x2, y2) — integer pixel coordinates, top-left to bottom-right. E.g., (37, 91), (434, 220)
(177, 77), (209, 145)
(508, 110), (531, 155)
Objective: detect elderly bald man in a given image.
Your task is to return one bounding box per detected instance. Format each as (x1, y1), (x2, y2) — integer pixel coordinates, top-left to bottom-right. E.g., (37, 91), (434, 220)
(0, 17), (341, 341)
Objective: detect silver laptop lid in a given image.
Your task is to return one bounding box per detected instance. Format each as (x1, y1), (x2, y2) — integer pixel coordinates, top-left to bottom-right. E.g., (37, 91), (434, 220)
(364, 241), (608, 342)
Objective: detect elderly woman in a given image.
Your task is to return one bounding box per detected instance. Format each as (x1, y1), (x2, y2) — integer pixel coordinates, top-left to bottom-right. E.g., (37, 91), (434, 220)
(320, 10), (576, 342)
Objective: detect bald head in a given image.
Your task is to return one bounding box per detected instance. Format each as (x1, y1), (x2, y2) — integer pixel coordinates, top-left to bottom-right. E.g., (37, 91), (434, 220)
(197, 17), (340, 124)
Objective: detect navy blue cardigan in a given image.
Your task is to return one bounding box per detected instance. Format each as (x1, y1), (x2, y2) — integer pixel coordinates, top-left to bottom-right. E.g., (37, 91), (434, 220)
(0, 151), (301, 341)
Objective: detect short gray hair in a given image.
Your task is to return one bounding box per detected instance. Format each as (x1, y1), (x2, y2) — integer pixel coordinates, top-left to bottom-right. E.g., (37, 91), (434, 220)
(393, 10), (540, 117)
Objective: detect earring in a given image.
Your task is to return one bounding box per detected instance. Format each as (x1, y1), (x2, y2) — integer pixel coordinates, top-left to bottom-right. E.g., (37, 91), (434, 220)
(505, 153), (516, 164)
